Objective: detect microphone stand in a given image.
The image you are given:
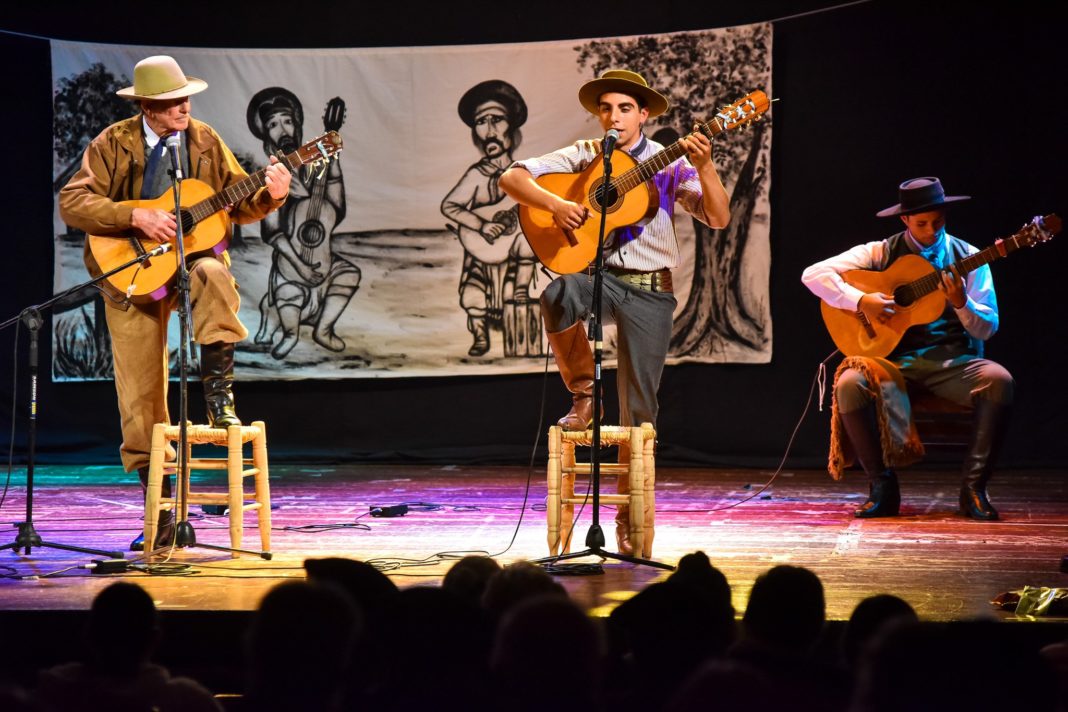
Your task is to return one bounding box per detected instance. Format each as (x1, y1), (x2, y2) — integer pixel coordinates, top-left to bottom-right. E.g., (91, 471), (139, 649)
(163, 139), (265, 559)
(535, 135), (673, 572)
(0, 246), (174, 560)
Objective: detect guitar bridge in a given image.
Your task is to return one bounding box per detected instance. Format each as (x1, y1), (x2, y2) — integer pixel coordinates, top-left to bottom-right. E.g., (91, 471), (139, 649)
(855, 310), (877, 339)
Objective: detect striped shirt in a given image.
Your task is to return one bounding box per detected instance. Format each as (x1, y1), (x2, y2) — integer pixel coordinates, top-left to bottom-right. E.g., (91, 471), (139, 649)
(511, 134), (711, 271)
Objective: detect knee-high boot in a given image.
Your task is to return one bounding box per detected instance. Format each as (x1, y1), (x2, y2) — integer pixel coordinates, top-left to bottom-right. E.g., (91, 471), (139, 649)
(545, 322), (595, 431)
(840, 405), (900, 518)
(201, 342), (240, 428)
(960, 399), (1010, 521)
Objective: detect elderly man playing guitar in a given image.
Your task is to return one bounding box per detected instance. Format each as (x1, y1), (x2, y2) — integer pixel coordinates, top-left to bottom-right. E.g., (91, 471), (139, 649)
(499, 69), (731, 555)
(802, 177), (1017, 521)
(59, 55), (292, 550)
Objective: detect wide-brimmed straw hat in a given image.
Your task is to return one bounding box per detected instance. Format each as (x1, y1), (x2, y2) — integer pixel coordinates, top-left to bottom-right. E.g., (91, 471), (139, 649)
(577, 69), (669, 118)
(876, 177), (970, 217)
(116, 55), (208, 101)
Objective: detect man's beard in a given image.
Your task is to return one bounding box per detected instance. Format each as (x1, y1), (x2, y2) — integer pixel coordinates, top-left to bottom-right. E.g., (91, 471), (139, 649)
(481, 138), (506, 157)
(276, 134), (299, 152)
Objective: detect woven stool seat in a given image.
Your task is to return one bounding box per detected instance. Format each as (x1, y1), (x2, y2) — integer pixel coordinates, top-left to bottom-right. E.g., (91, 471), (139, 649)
(546, 423), (656, 558)
(144, 421), (272, 559)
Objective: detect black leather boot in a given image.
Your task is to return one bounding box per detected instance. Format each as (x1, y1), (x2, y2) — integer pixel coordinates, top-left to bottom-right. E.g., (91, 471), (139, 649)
(130, 467), (175, 551)
(840, 405), (900, 518)
(959, 399), (1010, 521)
(201, 341), (240, 428)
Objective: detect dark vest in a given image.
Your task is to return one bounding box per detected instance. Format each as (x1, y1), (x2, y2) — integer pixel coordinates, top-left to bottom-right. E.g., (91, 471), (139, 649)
(883, 231), (983, 363)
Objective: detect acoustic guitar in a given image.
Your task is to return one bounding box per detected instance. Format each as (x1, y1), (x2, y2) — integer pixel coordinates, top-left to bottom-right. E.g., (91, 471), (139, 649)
(86, 131), (343, 303)
(518, 90), (770, 274)
(450, 201), (522, 265)
(820, 214), (1060, 357)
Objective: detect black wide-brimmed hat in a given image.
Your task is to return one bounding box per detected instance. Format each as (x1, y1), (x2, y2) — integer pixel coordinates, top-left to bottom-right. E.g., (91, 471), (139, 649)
(246, 87), (304, 141)
(876, 177), (970, 217)
(457, 79), (528, 128)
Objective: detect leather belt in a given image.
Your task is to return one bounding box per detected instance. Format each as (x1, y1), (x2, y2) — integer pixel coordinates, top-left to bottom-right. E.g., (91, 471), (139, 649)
(601, 267), (674, 293)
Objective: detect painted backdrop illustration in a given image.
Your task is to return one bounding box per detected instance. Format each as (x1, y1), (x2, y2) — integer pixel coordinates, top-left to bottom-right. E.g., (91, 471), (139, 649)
(50, 25), (772, 380)
(248, 88), (361, 359)
(441, 80), (542, 359)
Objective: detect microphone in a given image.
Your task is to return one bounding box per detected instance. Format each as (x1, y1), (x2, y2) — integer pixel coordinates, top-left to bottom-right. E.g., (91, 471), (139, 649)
(146, 242), (172, 258)
(164, 134), (183, 181)
(602, 129), (620, 157)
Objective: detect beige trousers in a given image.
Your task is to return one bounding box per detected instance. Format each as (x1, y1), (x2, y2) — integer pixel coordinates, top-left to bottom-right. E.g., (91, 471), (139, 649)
(105, 258), (247, 472)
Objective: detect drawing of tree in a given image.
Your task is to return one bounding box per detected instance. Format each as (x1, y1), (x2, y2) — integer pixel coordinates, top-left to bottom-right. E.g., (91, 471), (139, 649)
(53, 63), (131, 196)
(575, 25), (772, 356)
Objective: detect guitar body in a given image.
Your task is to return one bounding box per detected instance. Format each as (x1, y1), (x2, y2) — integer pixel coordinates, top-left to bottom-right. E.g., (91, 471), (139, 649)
(286, 187), (340, 275)
(87, 178), (230, 303)
(519, 150), (659, 274)
(820, 254), (947, 358)
(455, 201), (522, 265)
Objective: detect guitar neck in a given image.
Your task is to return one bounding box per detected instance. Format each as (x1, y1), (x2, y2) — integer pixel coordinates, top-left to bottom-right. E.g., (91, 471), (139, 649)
(611, 116), (733, 195)
(906, 232), (1029, 300)
(183, 150), (303, 226)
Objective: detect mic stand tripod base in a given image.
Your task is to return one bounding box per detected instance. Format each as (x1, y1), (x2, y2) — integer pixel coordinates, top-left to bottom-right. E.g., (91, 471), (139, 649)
(0, 521), (124, 560)
(161, 519), (272, 560)
(533, 524), (675, 571)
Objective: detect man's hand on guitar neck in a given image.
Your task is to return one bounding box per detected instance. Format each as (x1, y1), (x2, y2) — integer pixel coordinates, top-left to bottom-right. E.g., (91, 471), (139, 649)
(131, 207), (177, 243)
(937, 266), (967, 309)
(858, 292), (896, 325)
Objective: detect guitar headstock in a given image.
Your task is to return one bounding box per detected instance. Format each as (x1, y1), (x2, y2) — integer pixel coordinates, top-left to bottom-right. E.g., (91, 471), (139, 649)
(1018, 214), (1061, 247)
(710, 90), (771, 133)
(293, 131), (343, 166)
(322, 97), (346, 132)
(290, 131), (343, 178)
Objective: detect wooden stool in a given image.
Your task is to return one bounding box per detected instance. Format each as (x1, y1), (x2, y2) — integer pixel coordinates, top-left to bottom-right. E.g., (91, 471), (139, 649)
(546, 423), (656, 558)
(144, 421), (272, 559)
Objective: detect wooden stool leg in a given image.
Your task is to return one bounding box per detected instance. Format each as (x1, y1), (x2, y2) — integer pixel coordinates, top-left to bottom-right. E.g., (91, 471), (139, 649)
(252, 421), (272, 553)
(143, 423), (169, 558)
(546, 426), (562, 555)
(226, 425), (244, 557)
(641, 423), (656, 558)
(628, 426), (645, 558)
(560, 439), (577, 554)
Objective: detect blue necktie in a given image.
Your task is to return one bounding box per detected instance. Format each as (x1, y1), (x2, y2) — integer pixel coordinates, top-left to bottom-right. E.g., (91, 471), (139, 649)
(141, 139), (167, 199)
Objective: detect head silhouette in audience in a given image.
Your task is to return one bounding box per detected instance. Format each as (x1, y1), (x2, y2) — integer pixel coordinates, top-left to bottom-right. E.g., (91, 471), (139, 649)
(443, 554), (503, 608)
(607, 551), (736, 710)
(491, 594), (603, 712)
(742, 564), (826, 653)
(244, 580), (362, 712)
(841, 593), (917, 669)
(481, 560), (568, 621)
(36, 581), (222, 712)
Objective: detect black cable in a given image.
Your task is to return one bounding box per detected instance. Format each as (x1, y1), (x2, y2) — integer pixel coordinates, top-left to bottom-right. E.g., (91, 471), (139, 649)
(653, 348), (842, 515)
(0, 320), (21, 516)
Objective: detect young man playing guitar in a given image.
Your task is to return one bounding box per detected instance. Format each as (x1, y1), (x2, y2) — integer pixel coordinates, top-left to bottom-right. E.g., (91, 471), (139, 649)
(59, 55), (291, 550)
(801, 177), (1013, 521)
(499, 69), (731, 554)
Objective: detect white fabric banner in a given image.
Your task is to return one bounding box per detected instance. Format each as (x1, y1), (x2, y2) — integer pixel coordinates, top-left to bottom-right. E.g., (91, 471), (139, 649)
(50, 25), (772, 381)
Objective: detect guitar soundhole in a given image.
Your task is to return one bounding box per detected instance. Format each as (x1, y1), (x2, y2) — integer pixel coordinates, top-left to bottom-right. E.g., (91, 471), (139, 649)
(893, 285), (915, 307)
(179, 209), (195, 235)
(593, 181), (620, 211)
(298, 219), (326, 248)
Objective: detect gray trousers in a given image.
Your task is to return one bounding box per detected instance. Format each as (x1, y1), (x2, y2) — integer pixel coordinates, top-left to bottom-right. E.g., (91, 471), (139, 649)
(836, 356), (1014, 413)
(540, 272), (677, 427)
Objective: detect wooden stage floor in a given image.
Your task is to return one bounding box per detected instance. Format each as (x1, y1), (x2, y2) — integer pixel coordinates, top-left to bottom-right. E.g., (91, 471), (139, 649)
(0, 462), (1066, 623)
